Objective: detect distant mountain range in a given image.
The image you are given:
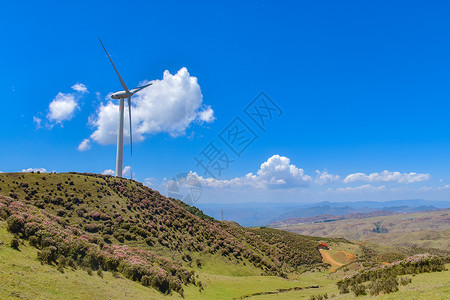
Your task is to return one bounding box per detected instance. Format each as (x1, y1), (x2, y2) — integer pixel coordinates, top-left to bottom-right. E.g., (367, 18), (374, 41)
(196, 199), (450, 227)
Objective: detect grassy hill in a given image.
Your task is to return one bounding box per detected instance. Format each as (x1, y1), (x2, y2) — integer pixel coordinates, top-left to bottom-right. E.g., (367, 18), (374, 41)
(1, 171), (448, 299)
(0, 172), (334, 297)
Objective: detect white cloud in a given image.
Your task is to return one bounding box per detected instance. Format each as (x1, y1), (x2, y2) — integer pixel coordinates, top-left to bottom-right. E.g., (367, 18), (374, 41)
(315, 170), (340, 185)
(101, 166), (132, 177)
(47, 93), (78, 123)
(102, 169), (115, 176)
(418, 186), (433, 191)
(77, 139), (91, 151)
(336, 184), (386, 193)
(89, 67), (214, 145)
(33, 116), (42, 128)
(71, 83), (88, 93)
(438, 185), (450, 190)
(198, 105), (215, 123)
(144, 177), (159, 187)
(42, 83), (87, 127)
(122, 166), (132, 177)
(343, 170), (430, 184)
(191, 155), (312, 189)
(256, 155), (312, 188)
(22, 168), (47, 173)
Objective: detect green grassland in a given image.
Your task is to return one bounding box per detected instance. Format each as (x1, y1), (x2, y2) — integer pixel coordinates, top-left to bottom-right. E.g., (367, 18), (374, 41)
(1, 221), (449, 299)
(0, 172), (448, 299)
(0, 172), (345, 297)
(2, 224), (448, 300)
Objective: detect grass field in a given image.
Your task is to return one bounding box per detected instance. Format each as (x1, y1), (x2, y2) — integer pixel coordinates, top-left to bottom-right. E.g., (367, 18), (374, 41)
(2, 221), (448, 300)
(1, 172), (449, 299)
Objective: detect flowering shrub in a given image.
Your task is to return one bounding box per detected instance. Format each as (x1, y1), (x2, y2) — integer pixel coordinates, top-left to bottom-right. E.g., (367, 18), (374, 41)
(337, 254), (446, 296)
(0, 172), (330, 285)
(0, 194), (195, 295)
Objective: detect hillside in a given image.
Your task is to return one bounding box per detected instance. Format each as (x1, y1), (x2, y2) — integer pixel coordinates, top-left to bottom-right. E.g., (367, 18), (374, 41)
(2, 172), (449, 299)
(0, 172), (333, 296)
(270, 209), (450, 250)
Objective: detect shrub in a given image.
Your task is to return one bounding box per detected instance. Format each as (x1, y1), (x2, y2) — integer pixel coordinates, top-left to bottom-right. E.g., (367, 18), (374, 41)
(400, 276), (412, 286)
(29, 235), (39, 247)
(37, 246), (58, 265)
(338, 281), (349, 294)
(351, 284), (366, 296)
(380, 276), (399, 294)
(338, 253), (445, 296)
(10, 236), (20, 250)
(6, 215), (25, 234)
(0, 207), (10, 220)
(57, 262), (65, 273)
(195, 258), (202, 268)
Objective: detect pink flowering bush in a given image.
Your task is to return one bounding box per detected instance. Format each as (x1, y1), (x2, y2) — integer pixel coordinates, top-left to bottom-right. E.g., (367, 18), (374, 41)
(0, 171), (328, 283)
(337, 253), (447, 296)
(0, 195), (194, 295)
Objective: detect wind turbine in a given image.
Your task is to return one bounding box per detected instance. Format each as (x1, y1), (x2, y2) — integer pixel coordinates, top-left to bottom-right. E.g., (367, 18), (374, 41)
(99, 38), (152, 177)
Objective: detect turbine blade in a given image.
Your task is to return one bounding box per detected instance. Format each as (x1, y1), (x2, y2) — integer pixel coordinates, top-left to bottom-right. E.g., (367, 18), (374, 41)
(128, 96), (133, 157)
(129, 83), (153, 95)
(98, 38), (130, 93)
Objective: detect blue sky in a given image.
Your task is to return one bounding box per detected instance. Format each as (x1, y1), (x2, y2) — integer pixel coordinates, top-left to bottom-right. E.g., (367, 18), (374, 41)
(1, 1), (450, 203)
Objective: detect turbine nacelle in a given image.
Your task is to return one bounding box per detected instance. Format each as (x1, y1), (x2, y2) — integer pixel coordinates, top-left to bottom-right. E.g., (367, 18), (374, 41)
(110, 82), (153, 99)
(111, 90), (133, 99)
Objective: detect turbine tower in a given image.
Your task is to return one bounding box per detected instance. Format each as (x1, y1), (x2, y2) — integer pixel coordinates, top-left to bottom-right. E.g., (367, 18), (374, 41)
(99, 39), (152, 177)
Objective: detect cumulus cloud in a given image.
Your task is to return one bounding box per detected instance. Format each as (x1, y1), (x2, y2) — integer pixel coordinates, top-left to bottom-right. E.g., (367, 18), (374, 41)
(336, 184), (386, 193)
(101, 166), (132, 177)
(77, 139), (91, 151)
(343, 170), (430, 184)
(22, 168), (47, 173)
(47, 93), (78, 123)
(315, 170), (340, 185)
(71, 83), (88, 93)
(102, 169), (115, 176)
(256, 155), (312, 188)
(122, 166), (132, 177)
(42, 83), (88, 127)
(191, 155), (312, 189)
(89, 67), (214, 145)
(198, 105), (215, 123)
